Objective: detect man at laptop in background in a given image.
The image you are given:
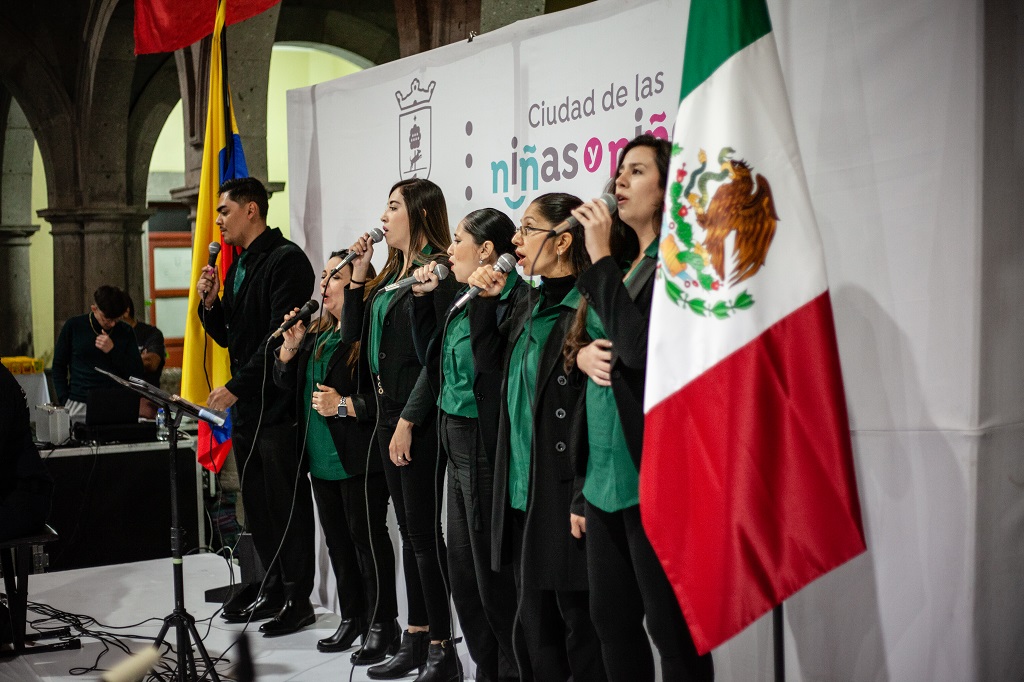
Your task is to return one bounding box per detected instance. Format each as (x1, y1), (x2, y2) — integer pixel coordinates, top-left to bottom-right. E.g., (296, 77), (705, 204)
(52, 285), (144, 423)
(123, 294), (166, 418)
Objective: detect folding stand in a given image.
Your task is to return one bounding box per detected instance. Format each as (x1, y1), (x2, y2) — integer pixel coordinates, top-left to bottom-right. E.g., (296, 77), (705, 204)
(96, 369), (225, 681)
(148, 406), (221, 682)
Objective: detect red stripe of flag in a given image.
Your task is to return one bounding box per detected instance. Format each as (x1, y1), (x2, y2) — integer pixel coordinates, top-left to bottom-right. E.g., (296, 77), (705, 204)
(640, 292), (866, 654)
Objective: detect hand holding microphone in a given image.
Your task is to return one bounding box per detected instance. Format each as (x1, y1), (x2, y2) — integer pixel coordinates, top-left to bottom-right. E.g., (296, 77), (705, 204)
(346, 227), (385, 282)
(453, 253), (518, 311)
(383, 262), (450, 292)
(571, 193), (620, 263)
(271, 299), (319, 339)
(198, 242), (222, 307)
(547, 192), (619, 240)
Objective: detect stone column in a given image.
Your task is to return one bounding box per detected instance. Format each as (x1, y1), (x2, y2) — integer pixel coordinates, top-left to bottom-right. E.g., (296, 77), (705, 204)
(38, 208), (152, 337)
(0, 223), (39, 355)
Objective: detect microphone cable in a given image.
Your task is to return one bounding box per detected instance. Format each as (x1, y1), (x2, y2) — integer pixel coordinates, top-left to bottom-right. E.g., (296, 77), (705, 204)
(349, 280), (387, 681)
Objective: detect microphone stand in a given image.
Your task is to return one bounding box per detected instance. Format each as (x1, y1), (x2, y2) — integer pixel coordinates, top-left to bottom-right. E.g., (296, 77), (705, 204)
(152, 405), (222, 682)
(96, 370), (222, 681)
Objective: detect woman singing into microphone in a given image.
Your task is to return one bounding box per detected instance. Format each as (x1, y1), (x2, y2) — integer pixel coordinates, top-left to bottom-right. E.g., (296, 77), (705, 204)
(343, 178), (460, 682)
(568, 134), (714, 681)
(273, 251), (398, 657)
(466, 193), (606, 682)
(407, 208), (526, 682)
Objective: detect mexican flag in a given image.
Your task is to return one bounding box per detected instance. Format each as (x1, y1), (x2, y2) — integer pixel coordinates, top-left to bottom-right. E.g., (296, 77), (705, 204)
(640, 0), (866, 655)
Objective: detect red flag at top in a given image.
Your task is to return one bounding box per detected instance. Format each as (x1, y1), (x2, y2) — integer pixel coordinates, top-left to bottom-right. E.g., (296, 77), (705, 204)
(134, 0), (281, 55)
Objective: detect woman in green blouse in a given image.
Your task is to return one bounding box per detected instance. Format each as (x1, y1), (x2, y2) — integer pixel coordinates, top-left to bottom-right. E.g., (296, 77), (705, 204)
(569, 135), (713, 680)
(274, 251), (397, 656)
(407, 208), (525, 681)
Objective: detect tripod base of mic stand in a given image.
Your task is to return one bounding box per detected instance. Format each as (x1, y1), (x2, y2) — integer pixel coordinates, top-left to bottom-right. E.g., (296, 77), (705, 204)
(152, 606), (222, 682)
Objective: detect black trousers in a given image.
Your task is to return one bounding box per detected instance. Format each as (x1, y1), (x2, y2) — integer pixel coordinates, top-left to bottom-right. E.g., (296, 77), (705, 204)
(232, 419), (315, 601)
(585, 502), (713, 681)
(510, 510), (605, 682)
(311, 472), (397, 623)
(377, 398), (451, 640)
(441, 413), (521, 681)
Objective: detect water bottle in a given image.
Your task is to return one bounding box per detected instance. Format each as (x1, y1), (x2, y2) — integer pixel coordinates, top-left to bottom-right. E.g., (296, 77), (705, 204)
(156, 408), (169, 441)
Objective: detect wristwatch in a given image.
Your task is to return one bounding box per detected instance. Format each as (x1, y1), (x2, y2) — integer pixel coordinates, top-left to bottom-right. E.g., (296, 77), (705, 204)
(336, 395), (348, 418)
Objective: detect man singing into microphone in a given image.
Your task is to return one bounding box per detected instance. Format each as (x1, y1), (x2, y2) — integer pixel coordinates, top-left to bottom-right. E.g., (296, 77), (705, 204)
(195, 177), (317, 636)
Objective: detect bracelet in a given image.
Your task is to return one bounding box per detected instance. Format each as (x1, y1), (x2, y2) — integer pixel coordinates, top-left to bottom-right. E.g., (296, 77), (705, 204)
(350, 278), (366, 285)
(283, 345), (298, 352)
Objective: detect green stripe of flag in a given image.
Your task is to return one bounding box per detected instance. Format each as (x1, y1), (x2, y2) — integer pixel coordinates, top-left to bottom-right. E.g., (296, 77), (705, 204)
(679, 0), (773, 101)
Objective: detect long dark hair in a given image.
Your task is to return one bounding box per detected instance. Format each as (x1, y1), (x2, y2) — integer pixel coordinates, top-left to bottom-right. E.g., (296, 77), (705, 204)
(563, 134), (671, 372)
(460, 208), (516, 258)
(312, 249), (376, 369)
(367, 178), (451, 291)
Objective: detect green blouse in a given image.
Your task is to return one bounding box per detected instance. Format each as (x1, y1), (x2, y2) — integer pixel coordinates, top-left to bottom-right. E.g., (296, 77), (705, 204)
(581, 239), (659, 512)
(440, 270), (520, 418)
(368, 284), (395, 375)
(507, 285), (581, 512)
(303, 329), (348, 481)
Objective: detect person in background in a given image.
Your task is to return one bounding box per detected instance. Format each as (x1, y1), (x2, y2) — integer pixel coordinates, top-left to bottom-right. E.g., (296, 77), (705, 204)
(408, 208), (526, 682)
(122, 295), (166, 418)
(466, 193), (606, 682)
(51, 285), (143, 423)
(568, 134), (714, 681)
(196, 176), (317, 637)
(273, 251), (399, 657)
(122, 295), (166, 387)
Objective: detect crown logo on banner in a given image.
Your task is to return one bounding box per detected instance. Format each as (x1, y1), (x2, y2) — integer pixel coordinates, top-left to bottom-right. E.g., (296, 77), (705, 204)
(396, 78), (436, 179)
(395, 78), (436, 110)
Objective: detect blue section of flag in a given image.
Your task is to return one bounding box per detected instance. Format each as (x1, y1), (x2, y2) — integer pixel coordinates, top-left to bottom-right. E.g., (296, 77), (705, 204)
(210, 410), (232, 444)
(219, 133), (249, 183)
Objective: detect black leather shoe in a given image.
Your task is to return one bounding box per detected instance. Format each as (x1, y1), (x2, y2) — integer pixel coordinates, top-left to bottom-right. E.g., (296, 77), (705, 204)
(351, 619), (401, 666)
(414, 641), (462, 682)
(317, 617), (367, 652)
(220, 592), (284, 624)
(366, 629), (429, 679)
(259, 600), (316, 637)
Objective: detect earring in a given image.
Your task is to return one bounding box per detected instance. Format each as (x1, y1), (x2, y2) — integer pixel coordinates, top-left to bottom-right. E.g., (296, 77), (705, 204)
(479, 258), (484, 265)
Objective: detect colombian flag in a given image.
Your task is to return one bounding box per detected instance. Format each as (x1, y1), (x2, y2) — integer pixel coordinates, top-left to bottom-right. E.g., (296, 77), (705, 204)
(182, 0), (248, 473)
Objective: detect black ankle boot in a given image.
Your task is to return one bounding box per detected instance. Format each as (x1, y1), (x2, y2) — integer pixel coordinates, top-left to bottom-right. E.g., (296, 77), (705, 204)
(317, 617), (366, 652)
(350, 619), (401, 666)
(413, 641), (462, 682)
(366, 630), (430, 679)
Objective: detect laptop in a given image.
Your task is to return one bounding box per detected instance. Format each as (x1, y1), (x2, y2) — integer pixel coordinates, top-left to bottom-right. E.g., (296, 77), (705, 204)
(74, 384), (155, 443)
(85, 385), (140, 427)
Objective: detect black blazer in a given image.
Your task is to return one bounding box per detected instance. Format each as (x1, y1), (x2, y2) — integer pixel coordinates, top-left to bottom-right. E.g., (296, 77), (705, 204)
(339, 257), (459, 425)
(272, 327), (380, 476)
(198, 227), (315, 427)
(470, 283), (590, 591)
(410, 277), (529, 463)
(574, 255), (656, 469)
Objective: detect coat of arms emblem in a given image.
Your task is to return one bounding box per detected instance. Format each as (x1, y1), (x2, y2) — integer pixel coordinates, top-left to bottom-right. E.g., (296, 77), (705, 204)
(396, 78), (435, 180)
(659, 146), (779, 318)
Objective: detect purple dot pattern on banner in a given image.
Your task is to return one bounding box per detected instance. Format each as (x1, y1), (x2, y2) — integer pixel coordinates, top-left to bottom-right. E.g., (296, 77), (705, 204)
(465, 121), (474, 201)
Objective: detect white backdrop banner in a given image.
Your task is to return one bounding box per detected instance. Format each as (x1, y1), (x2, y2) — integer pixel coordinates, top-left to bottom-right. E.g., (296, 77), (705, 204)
(287, 0), (687, 272)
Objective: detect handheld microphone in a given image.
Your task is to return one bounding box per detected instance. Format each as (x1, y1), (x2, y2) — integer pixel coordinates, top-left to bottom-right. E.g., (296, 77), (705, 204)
(271, 299), (319, 339)
(201, 242), (221, 296)
(546, 192), (618, 239)
(451, 253), (517, 311)
(197, 407), (227, 427)
(329, 227), (385, 277)
(382, 262), (450, 292)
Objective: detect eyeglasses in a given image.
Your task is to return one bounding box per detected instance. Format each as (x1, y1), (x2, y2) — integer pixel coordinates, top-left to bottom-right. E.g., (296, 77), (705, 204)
(517, 224), (555, 238)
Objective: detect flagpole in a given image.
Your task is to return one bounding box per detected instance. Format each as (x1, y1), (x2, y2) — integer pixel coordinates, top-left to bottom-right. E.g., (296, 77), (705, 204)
(773, 603), (785, 682)
(219, 0), (233, 174)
